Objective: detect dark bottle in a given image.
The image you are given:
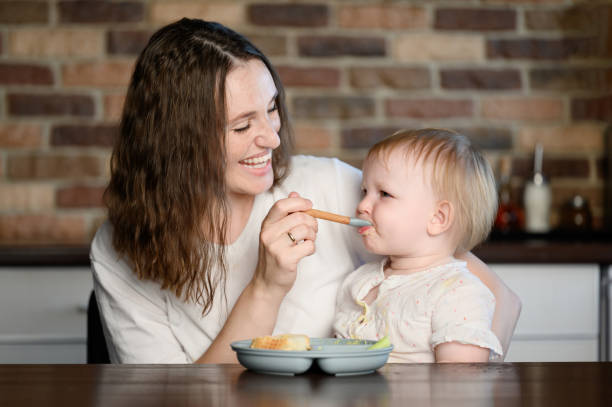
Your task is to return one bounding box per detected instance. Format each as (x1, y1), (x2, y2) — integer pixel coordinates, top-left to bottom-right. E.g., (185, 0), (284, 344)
(494, 156), (524, 234)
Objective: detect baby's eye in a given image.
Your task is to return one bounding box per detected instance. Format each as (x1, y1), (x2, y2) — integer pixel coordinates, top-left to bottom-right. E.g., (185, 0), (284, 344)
(381, 191), (392, 198)
(361, 188), (367, 196)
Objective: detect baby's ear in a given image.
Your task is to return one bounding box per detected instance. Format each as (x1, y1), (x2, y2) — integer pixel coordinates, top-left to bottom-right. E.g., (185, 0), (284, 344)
(427, 200), (454, 236)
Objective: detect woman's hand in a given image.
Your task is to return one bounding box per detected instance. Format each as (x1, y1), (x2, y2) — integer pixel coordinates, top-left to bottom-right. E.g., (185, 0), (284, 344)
(253, 191), (318, 297)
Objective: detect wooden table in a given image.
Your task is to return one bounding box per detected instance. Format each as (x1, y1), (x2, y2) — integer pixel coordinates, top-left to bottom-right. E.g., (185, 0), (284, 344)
(1, 363), (611, 406)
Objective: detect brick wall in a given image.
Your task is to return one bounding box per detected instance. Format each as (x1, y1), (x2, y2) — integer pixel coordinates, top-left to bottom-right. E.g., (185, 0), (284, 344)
(0, 0), (610, 245)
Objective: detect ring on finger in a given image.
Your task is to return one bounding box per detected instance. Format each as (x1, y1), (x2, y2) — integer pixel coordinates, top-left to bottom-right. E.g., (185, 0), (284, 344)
(287, 231), (297, 244)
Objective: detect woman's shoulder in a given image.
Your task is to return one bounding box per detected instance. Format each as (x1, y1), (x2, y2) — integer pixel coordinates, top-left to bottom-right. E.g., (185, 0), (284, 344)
(90, 221), (132, 280)
(282, 155), (362, 201)
(90, 220), (115, 261)
(288, 155), (360, 179)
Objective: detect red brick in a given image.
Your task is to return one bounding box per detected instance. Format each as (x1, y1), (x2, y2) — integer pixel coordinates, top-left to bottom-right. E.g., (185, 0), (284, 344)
(7, 153), (103, 180)
(9, 29), (104, 58)
(394, 34), (484, 62)
(482, 98), (564, 121)
(249, 4), (327, 27)
(435, 8), (516, 31)
(298, 36), (385, 57)
(513, 157), (590, 179)
(530, 68), (612, 91)
(525, 8), (597, 31)
(0, 214), (87, 245)
(338, 5), (427, 29)
(0, 1), (48, 24)
(572, 95), (612, 121)
(341, 127), (402, 149)
(350, 67), (430, 90)
(51, 125), (117, 147)
(0, 184), (54, 212)
(0, 124), (43, 148)
(293, 97), (375, 119)
(62, 62), (134, 87)
(0, 63), (53, 86)
(453, 127), (513, 150)
(487, 37), (597, 60)
(56, 185), (105, 208)
(150, 3), (245, 26)
(519, 124), (604, 153)
(248, 34), (287, 56)
(440, 69), (521, 90)
(107, 30), (152, 55)
(104, 93), (126, 121)
(58, 1), (144, 23)
(8, 94), (94, 117)
(277, 66), (340, 88)
(294, 124), (333, 150)
(386, 99), (473, 119)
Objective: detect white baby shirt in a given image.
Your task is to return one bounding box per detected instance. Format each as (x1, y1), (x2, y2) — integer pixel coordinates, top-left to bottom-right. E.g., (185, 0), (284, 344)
(333, 258), (503, 363)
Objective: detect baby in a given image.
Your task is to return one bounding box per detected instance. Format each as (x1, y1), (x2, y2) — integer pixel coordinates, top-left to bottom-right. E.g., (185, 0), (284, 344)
(333, 128), (502, 363)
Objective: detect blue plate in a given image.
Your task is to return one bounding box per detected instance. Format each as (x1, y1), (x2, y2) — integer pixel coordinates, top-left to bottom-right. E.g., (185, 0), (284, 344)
(230, 338), (393, 376)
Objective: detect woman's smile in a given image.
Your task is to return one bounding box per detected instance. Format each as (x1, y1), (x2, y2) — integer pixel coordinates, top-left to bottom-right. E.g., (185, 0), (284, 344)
(239, 151), (272, 170)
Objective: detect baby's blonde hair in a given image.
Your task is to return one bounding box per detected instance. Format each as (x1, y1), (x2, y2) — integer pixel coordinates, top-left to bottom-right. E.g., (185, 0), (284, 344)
(366, 128), (497, 253)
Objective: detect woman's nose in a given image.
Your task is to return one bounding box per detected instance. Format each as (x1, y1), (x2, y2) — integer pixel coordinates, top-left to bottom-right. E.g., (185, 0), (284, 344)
(255, 117), (280, 148)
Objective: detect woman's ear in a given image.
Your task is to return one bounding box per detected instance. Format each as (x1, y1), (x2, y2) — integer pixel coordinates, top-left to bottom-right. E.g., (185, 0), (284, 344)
(427, 200), (454, 236)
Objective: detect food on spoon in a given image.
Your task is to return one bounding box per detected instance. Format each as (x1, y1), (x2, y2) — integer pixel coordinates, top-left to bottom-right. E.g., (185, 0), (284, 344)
(250, 334), (311, 351)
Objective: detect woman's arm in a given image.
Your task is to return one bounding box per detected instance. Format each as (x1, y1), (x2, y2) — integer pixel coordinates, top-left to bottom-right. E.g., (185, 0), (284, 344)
(456, 251), (522, 359)
(196, 192), (317, 363)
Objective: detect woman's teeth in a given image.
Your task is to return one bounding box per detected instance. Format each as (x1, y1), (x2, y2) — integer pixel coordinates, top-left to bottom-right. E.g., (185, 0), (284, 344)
(240, 153), (271, 168)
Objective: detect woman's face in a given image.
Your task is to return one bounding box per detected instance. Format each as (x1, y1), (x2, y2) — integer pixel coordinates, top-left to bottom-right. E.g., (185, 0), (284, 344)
(224, 59), (281, 203)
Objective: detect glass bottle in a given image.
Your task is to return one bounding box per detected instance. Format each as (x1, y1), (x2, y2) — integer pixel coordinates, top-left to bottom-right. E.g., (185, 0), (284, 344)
(524, 143), (552, 233)
(494, 156), (524, 234)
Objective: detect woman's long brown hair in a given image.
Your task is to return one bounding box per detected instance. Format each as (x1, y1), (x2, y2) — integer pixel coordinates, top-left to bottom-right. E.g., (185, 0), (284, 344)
(105, 18), (293, 315)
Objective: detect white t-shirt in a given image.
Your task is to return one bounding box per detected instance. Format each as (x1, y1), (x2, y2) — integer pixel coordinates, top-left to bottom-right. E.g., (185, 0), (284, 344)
(333, 258), (502, 363)
(90, 155), (373, 363)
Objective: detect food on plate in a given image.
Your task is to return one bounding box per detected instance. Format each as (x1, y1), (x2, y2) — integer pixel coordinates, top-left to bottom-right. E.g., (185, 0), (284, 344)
(367, 335), (391, 350)
(250, 334), (311, 351)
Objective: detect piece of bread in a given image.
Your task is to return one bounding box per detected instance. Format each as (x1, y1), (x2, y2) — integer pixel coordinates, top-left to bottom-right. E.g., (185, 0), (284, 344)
(250, 334), (311, 351)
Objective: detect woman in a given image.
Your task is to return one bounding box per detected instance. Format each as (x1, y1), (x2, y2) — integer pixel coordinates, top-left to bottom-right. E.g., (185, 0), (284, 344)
(91, 18), (520, 363)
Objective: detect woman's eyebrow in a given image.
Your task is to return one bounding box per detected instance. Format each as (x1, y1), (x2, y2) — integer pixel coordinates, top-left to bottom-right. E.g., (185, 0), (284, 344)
(228, 92), (278, 126)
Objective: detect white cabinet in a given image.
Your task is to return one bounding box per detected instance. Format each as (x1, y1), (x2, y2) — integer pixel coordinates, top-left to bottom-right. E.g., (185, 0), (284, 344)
(492, 264), (600, 362)
(0, 267), (93, 363)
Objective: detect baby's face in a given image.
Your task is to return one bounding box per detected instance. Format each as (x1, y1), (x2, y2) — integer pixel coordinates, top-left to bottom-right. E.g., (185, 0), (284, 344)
(356, 150), (438, 256)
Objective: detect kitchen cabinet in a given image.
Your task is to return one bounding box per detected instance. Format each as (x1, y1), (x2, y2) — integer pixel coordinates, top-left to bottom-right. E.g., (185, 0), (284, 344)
(491, 264), (600, 362)
(0, 267), (92, 363)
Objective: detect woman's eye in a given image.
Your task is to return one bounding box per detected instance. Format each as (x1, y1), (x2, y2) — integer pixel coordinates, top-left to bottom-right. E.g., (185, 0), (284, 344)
(268, 104), (279, 114)
(233, 124), (250, 133)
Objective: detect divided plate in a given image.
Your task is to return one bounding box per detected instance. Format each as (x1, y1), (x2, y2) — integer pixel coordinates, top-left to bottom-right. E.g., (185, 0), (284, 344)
(231, 338), (393, 376)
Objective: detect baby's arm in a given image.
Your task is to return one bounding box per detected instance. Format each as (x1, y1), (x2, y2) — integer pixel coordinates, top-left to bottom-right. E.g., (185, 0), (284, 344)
(430, 271), (503, 363)
(435, 342), (490, 363)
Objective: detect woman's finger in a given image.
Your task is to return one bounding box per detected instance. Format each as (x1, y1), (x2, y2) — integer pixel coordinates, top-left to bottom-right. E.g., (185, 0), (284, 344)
(264, 192), (312, 224)
(286, 223), (317, 245)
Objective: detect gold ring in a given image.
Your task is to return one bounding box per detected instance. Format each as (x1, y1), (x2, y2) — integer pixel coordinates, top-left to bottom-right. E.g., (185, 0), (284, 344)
(287, 231), (296, 243)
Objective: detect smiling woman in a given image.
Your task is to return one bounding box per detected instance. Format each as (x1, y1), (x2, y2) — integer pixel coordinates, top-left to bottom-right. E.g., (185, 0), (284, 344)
(89, 18), (520, 364)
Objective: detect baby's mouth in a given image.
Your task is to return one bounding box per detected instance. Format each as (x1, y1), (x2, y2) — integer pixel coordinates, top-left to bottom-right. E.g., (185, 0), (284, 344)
(239, 152), (271, 169)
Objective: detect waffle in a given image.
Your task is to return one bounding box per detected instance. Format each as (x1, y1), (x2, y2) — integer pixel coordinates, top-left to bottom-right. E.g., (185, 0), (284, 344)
(250, 334), (311, 351)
